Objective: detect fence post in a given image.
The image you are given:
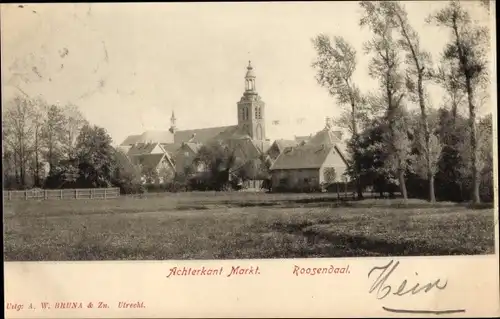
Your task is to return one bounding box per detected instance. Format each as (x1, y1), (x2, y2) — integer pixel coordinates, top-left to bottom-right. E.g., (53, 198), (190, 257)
(91, 189), (94, 199)
(75, 189), (78, 199)
(8, 191), (11, 201)
(104, 188), (107, 199)
(25, 190), (28, 200)
(60, 189), (63, 199)
(44, 190), (47, 200)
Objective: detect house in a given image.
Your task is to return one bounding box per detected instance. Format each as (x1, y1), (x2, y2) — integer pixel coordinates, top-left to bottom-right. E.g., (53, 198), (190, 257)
(171, 142), (204, 174)
(130, 153), (175, 184)
(269, 123), (349, 192)
(120, 142), (176, 184)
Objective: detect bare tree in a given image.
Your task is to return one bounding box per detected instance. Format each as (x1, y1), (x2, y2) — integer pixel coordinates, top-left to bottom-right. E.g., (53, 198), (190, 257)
(2, 96), (37, 188)
(311, 34), (366, 199)
(428, 0), (490, 204)
(360, 1), (410, 200)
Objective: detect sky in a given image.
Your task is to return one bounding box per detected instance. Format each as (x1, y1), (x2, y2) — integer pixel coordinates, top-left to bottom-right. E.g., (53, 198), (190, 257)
(1, 2), (493, 145)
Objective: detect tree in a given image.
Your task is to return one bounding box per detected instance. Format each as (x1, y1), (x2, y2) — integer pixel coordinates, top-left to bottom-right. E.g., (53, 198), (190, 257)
(75, 124), (115, 187)
(61, 104), (88, 160)
(158, 164), (175, 184)
(2, 96), (37, 188)
(347, 118), (398, 198)
(112, 148), (144, 194)
(32, 98), (46, 187)
(42, 104), (66, 171)
(405, 109), (443, 200)
(360, 1), (411, 200)
(192, 141), (238, 190)
(385, 1), (439, 202)
(428, 0), (491, 204)
(477, 114), (493, 201)
(311, 34), (366, 199)
(432, 57), (466, 122)
(142, 166), (159, 184)
(433, 108), (469, 201)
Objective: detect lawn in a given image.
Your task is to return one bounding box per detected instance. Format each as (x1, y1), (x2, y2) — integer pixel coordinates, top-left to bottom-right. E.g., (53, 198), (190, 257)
(3, 192), (496, 261)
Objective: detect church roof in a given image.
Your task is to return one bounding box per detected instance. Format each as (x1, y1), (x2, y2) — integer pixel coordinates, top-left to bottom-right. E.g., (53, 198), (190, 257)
(173, 125), (237, 144)
(121, 134), (142, 146)
(121, 125), (238, 147)
(121, 131), (174, 146)
(140, 130), (175, 144)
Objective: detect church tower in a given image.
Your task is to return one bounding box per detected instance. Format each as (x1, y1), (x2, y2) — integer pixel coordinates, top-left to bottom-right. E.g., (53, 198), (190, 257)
(169, 110), (177, 134)
(237, 61), (266, 141)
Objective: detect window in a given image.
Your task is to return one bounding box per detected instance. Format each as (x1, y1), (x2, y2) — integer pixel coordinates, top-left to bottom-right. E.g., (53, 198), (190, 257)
(184, 151), (190, 157)
(245, 107), (249, 120)
(256, 107), (262, 119)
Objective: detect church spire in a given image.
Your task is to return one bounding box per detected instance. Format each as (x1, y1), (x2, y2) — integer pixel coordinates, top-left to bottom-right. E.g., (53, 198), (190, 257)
(237, 61), (266, 141)
(169, 110), (177, 134)
(245, 60), (256, 92)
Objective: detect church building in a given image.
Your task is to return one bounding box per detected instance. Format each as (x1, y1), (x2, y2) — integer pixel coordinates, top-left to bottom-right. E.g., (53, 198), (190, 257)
(120, 61), (271, 176)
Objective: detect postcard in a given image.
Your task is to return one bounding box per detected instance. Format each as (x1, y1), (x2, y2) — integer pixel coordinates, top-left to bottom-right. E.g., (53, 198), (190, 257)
(2, 1), (499, 318)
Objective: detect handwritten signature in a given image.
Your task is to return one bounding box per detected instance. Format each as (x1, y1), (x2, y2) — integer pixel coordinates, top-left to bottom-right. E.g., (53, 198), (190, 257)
(368, 260), (465, 315)
(368, 259), (448, 300)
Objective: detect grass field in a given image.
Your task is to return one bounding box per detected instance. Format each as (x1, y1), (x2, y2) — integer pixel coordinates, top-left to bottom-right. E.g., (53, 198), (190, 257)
(3, 192), (496, 261)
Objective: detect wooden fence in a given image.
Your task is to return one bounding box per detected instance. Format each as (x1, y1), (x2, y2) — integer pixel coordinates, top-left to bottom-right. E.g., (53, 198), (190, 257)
(3, 188), (120, 201)
(242, 180), (265, 190)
